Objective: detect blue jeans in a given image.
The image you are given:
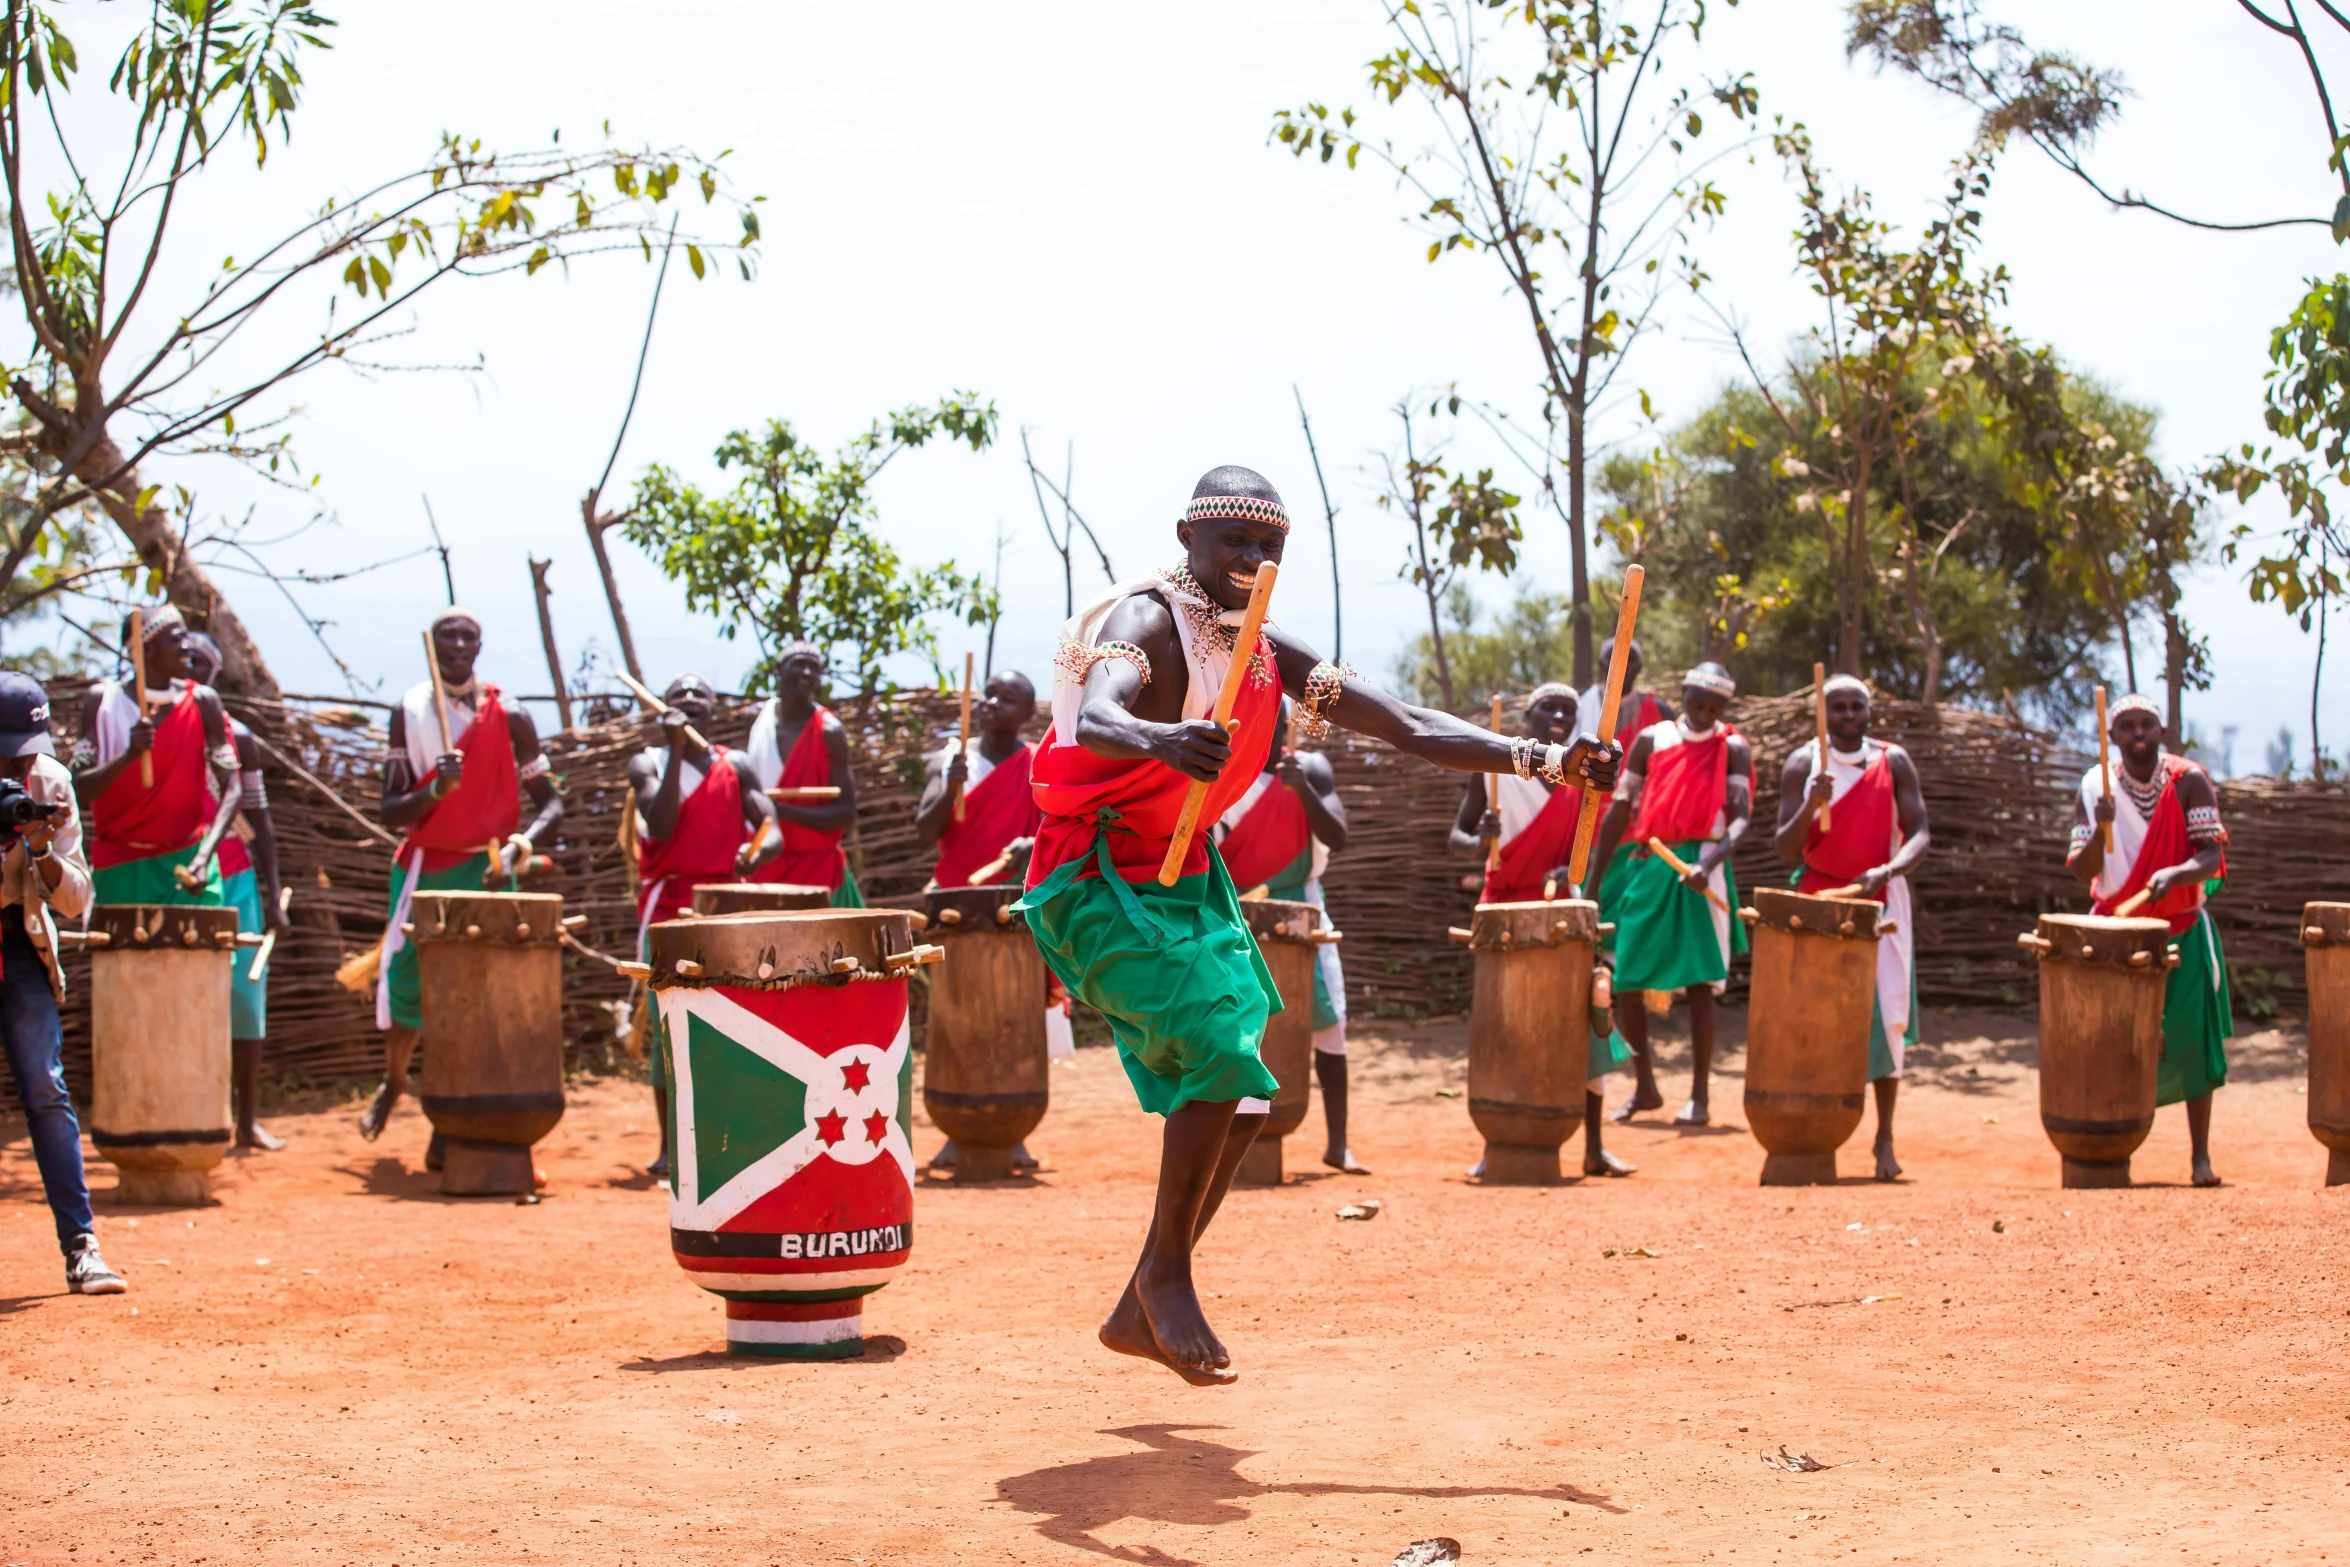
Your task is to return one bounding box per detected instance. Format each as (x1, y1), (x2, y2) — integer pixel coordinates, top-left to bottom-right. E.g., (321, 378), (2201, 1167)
(1, 908), (93, 1253)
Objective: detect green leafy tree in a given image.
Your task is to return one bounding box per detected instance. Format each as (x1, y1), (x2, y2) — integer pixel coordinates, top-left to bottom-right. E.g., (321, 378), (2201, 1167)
(1275, 0), (1756, 686)
(624, 399), (1000, 694)
(1393, 581), (1574, 708)
(0, 1), (759, 691)
(1377, 397), (1522, 709)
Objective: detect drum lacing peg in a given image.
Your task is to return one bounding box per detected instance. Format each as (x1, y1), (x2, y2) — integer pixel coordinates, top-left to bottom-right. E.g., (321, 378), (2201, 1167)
(829, 956), (862, 975)
(400, 922), (416, 938)
(2128, 950), (2153, 968)
(2015, 932), (2051, 955)
(130, 923), (150, 945)
(1736, 907), (1760, 926)
(1447, 926), (1474, 945)
(755, 946), (777, 981)
(675, 959), (704, 978)
(1549, 920), (1571, 940)
(615, 960), (653, 980)
(1311, 929), (1344, 944)
(181, 925), (202, 948)
(1498, 929), (1515, 946)
(2080, 944), (2095, 960)
(465, 924), (483, 941)
(212, 929), (238, 951)
(514, 923), (532, 941)
(2305, 924), (2330, 946)
(937, 908), (963, 926)
(1597, 921), (1617, 936)
(1837, 919), (1857, 937)
(2164, 944), (2182, 970)
(994, 905), (1014, 926)
(563, 915), (588, 932)
(1878, 920), (1899, 936)
(1787, 914), (1806, 931)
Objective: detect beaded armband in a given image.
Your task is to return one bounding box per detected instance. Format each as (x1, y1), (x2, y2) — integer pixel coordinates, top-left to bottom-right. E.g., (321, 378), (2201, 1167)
(1535, 742), (1572, 787)
(517, 753), (552, 782)
(1056, 639), (1154, 689)
(2185, 805), (2226, 846)
(1295, 660), (1357, 739)
(1508, 734), (1535, 780)
(209, 741), (241, 772)
(2066, 822), (2093, 853)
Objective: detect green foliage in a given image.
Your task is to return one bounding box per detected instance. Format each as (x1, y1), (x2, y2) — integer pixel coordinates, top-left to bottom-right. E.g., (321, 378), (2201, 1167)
(1376, 401), (1523, 708)
(2209, 275), (2350, 629)
(623, 398), (1000, 694)
(1392, 583), (1577, 709)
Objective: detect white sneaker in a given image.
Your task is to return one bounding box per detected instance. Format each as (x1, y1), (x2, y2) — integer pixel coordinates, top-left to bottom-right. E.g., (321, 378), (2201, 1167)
(66, 1235), (126, 1295)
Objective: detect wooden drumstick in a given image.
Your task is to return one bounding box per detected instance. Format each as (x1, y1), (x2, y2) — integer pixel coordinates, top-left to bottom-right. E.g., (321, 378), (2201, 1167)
(249, 886), (291, 984)
(766, 786), (842, 802)
(423, 629), (461, 766)
(2114, 886), (2153, 918)
(616, 670), (710, 753)
(129, 609), (154, 788)
(966, 846), (1016, 887)
(1647, 835), (1731, 916)
(1565, 564), (1645, 887)
(1485, 692), (1503, 874)
(951, 651), (973, 823)
(2094, 685), (2111, 858)
(1813, 661), (1833, 836)
(738, 814), (773, 872)
(1158, 563), (1278, 887)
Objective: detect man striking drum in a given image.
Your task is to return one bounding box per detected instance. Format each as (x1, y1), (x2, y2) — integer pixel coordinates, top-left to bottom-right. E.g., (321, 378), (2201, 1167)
(2068, 693), (2232, 1187)
(629, 672), (779, 1178)
(744, 641), (863, 905)
(1018, 465), (1618, 1385)
(360, 609), (563, 1148)
(1772, 674), (1930, 1180)
(1588, 662), (1751, 1127)
(1215, 699), (1364, 1175)
(1450, 682), (1634, 1176)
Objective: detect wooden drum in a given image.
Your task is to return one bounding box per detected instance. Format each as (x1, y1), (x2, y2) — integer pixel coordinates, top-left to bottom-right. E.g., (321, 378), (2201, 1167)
(414, 892), (567, 1196)
(690, 883), (832, 917)
(649, 909), (941, 1358)
(2303, 902), (2350, 1187)
(920, 884), (1049, 1183)
(1741, 888), (1885, 1186)
(1233, 899), (1332, 1188)
(88, 906), (240, 1206)
(2020, 913), (2173, 1188)
(1462, 900), (1598, 1185)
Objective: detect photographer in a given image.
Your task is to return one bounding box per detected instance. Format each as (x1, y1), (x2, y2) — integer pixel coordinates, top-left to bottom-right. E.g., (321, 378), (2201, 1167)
(0, 672), (125, 1294)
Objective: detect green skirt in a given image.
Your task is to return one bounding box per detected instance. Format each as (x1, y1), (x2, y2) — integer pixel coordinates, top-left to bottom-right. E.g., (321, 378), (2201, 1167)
(92, 843), (224, 908)
(384, 851), (513, 1031)
(832, 866), (866, 909)
(1017, 827), (1281, 1115)
(1594, 842), (1637, 959)
(1589, 1023), (1632, 1086)
(2157, 913), (2233, 1106)
(1608, 839), (1745, 993)
(223, 867), (267, 1040)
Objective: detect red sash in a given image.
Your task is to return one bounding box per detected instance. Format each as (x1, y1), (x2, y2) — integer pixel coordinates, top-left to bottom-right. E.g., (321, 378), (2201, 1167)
(1481, 784), (1582, 905)
(1629, 726), (1733, 845)
(638, 749), (749, 925)
(933, 743), (1041, 889)
(755, 704), (845, 890)
(1218, 776), (1310, 892)
(1795, 749), (1897, 888)
(90, 684), (212, 871)
(215, 718), (254, 879)
(1616, 691), (1665, 740)
(1028, 652), (1281, 887)
(402, 687), (521, 874)
(2094, 756), (2224, 936)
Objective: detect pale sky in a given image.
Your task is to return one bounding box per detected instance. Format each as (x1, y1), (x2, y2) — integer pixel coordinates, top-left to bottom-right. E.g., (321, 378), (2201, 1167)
(13, 0), (2342, 773)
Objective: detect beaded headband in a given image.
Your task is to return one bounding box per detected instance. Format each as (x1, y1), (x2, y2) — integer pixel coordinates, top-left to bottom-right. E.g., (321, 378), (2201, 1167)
(1822, 674), (1871, 700)
(1183, 494), (1289, 533)
(2110, 693), (2161, 721)
(1525, 681), (1576, 709)
(1683, 666), (1736, 698)
(137, 604), (186, 644)
(776, 640), (826, 668)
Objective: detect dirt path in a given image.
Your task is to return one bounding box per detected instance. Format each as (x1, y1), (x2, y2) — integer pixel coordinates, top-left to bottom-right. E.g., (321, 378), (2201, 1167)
(2, 1007), (2344, 1566)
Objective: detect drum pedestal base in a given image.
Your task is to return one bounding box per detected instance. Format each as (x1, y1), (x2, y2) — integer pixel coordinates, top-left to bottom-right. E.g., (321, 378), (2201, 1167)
(951, 1143), (1019, 1184)
(1759, 1151), (1838, 1187)
(113, 1168), (209, 1206)
(1233, 1136), (1283, 1188)
(724, 1298), (864, 1360)
(1477, 1142), (1562, 1186)
(441, 1142), (534, 1197)
(2326, 1147), (2350, 1187)
(2060, 1155), (2132, 1189)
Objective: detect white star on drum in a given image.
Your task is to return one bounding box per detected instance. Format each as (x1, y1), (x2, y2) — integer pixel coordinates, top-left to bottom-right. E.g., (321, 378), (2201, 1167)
(799, 1045), (897, 1168)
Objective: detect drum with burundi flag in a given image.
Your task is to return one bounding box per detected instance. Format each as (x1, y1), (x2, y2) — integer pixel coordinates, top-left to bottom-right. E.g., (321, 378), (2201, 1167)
(650, 909), (944, 1358)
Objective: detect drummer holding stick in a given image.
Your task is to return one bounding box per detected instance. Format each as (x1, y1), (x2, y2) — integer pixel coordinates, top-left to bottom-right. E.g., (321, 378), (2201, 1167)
(1018, 465), (1618, 1387)
(1587, 661), (1753, 1128)
(742, 641), (864, 905)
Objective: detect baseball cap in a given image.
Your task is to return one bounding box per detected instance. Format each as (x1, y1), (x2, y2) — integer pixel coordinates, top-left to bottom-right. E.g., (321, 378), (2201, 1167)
(0, 672), (56, 757)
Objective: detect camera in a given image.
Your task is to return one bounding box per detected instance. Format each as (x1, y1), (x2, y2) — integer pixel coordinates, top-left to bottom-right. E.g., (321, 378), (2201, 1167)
(0, 775), (66, 833)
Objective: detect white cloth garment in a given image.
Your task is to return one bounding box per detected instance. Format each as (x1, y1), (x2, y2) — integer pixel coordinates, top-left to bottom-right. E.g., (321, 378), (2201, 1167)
(1488, 772), (1554, 853)
(377, 678), (488, 1030)
(1214, 770), (1331, 884)
(1050, 574), (1238, 742)
(1804, 741), (1914, 1068)
(2076, 759), (2190, 907)
(91, 679), (186, 766)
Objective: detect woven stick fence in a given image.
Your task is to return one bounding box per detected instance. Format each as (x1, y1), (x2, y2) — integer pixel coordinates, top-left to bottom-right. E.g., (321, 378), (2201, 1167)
(20, 679), (2344, 1107)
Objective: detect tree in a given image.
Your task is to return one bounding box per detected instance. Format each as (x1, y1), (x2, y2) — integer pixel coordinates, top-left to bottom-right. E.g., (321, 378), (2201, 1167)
(1275, 0), (1756, 685)
(0, 1), (759, 692)
(623, 398), (1000, 694)
(1376, 396), (1522, 709)
(1848, 0), (2344, 238)
(1393, 580), (1574, 707)
(2207, 274), (2350, 777)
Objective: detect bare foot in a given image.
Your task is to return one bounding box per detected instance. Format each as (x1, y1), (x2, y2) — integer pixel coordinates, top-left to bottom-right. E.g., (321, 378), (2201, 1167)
(1874, 1137), (1902, 1182)
(1583, 1148), (1636, 1177)
(357, 1082), (398, 1141)
(1674, 1097), (1709, 1127)
(1012, 1143), (1039, 1171)
(1134, 1266), (1236, 1387)
(927, 1139), (959, 1171)
(424, 1131), (446, 1172)
(1097, 1276), (1173, 1369)
(235, 1123), (286, 1152)
(2192, 1156), (2221, 1188)
(1323, 1149), (1371, 1175)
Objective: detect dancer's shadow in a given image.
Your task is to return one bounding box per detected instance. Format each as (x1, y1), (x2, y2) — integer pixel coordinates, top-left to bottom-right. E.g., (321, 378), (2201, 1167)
(337, 1157), (462, 1202)
(995, 1424), (1622, 1564)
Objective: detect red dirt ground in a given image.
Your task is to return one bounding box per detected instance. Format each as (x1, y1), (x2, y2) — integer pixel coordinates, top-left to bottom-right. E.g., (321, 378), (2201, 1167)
(2, 1007), (2345, 1566)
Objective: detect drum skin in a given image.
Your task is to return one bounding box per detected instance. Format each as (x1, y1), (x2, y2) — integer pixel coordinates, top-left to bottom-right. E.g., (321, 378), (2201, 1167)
(415, 892), (567, 1196)
(1466, 900), (1598, 1185)
(89, 905), (238, 1206)
(2303, 902), (2350, 1187)
(690, 883), (831, 917)
(1743, 887), (1883, 1186)
(920, 884), (1047, 1183)
(1232, 899), (1323, 1187)
(2029, 913), (2170, 1189)
(651, 910), (922, 1359)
